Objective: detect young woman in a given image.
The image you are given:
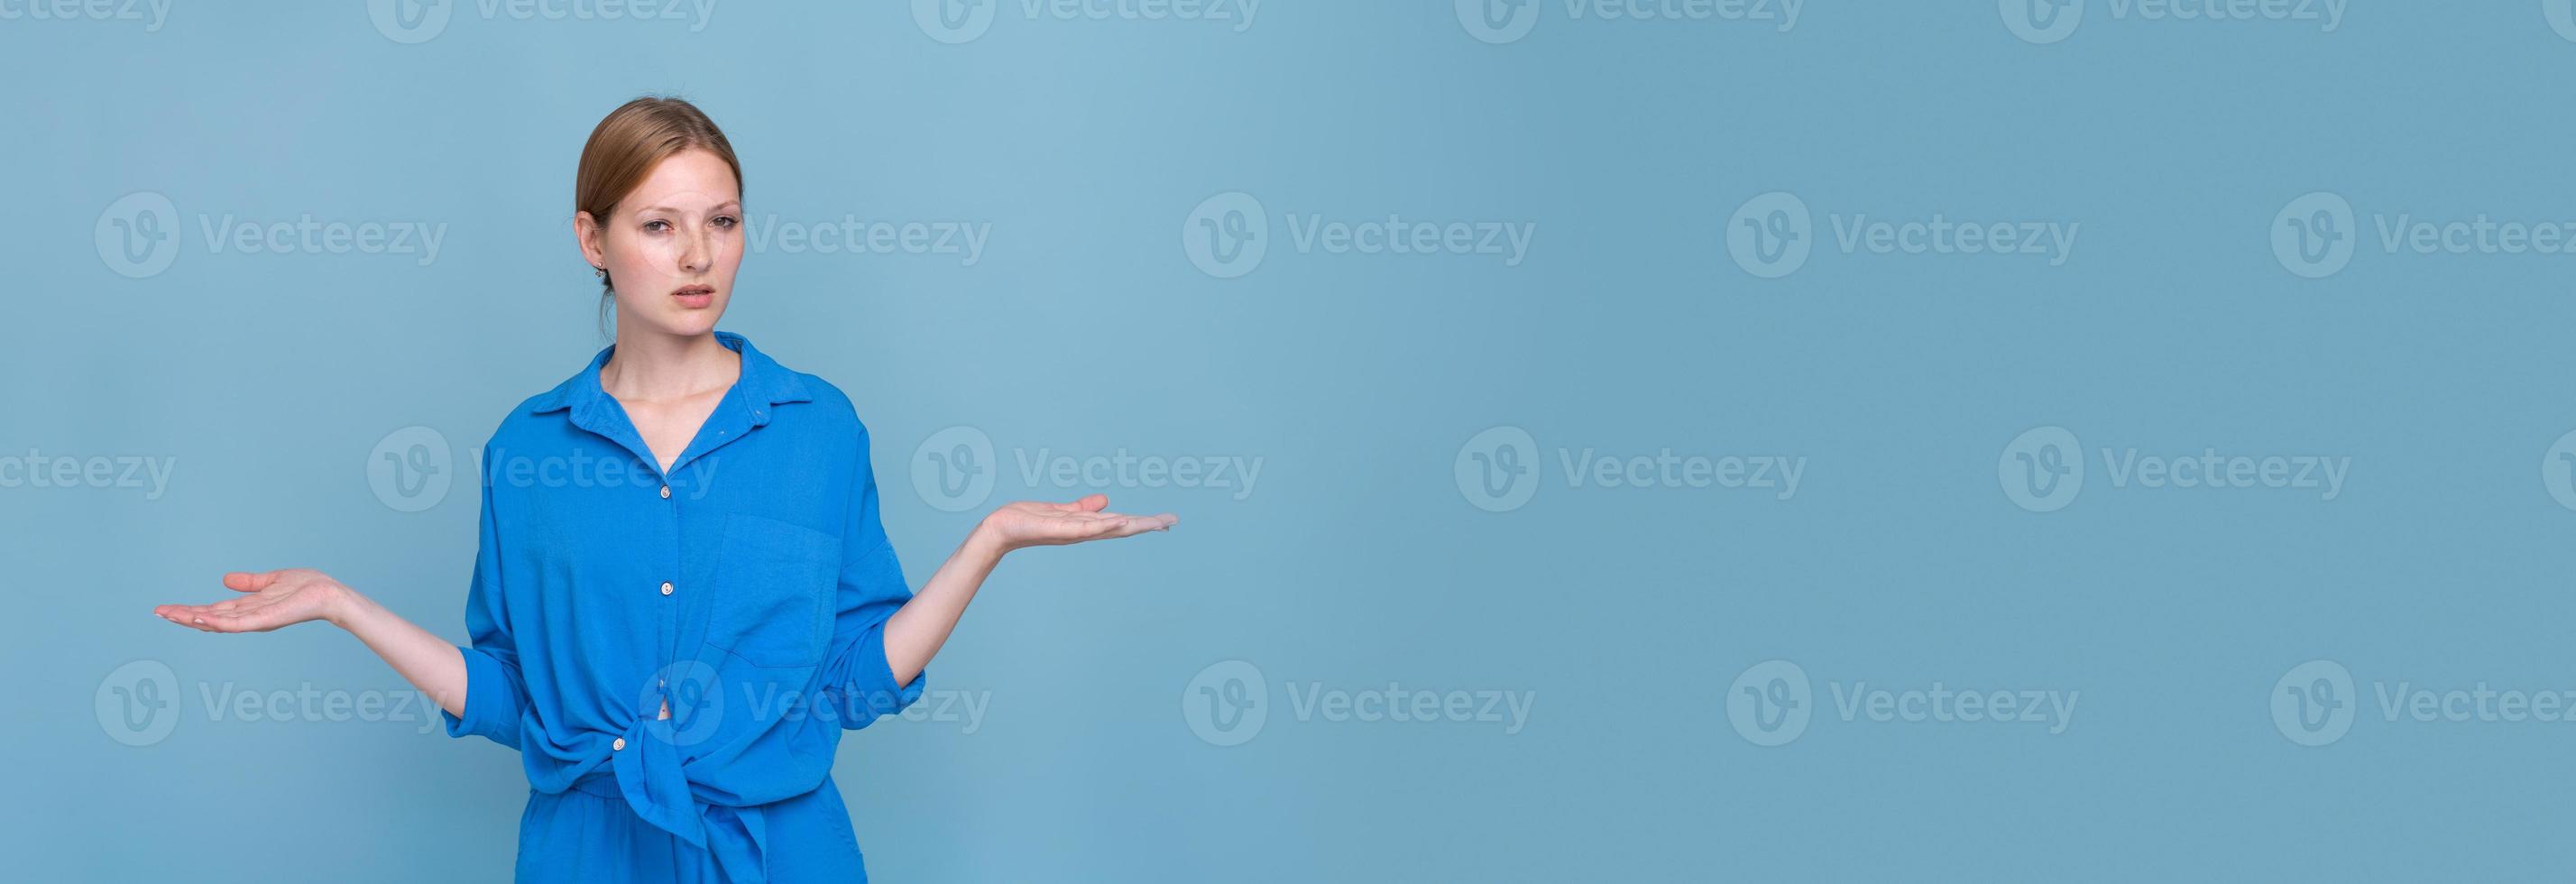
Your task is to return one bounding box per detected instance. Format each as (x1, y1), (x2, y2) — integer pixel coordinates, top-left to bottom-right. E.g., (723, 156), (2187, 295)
(151, 97), (1174, 883)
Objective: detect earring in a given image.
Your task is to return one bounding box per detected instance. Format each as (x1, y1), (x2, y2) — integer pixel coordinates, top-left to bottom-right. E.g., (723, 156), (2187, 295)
(593, 267), (606, 279)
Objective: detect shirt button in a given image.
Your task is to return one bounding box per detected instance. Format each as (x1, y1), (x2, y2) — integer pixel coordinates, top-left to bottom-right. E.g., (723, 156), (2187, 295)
(612, 737), (627, 750)
(659, 485), (671, 499)
(659, 581), (674, 595)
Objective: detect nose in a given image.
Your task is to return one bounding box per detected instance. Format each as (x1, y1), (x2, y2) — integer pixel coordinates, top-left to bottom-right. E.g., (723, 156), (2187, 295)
(678, 226), (713, 275)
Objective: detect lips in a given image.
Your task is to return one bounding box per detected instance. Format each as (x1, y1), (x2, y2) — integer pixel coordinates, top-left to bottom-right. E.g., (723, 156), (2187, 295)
(671, 284), (715, 308)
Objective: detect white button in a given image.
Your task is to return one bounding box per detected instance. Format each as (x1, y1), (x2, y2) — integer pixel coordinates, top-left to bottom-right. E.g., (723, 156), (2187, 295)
(612, 737), (627, 750)
(659, 582), (674, 595)
(659, 485), (671, 499)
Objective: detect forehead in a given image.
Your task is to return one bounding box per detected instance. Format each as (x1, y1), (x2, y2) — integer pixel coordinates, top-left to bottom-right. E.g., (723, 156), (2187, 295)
(626, 148), (740, 208)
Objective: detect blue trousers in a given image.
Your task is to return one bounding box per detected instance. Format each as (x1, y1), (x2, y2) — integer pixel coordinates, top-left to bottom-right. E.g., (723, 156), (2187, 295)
(514, 774), (873, 882)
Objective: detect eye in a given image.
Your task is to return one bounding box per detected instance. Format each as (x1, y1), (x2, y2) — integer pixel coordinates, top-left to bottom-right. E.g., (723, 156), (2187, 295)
(642, 219), (671, 233)
(712, 215), (740, 230)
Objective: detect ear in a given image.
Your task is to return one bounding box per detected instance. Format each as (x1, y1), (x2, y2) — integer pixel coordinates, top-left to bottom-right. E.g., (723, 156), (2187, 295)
(574, 211), (607, 271)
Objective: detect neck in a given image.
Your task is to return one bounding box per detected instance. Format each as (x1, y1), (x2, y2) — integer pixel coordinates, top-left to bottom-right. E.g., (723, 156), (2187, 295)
(600, 327), (740, 403)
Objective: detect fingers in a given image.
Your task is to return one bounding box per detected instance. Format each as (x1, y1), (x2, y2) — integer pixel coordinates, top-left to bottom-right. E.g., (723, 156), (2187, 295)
(153, 604), (221, 632)
(1053, 511), (1175, 542)
(156, 604), (282, 633)
(1060, 493), (1109, 513)
(223, 570), (280, 593)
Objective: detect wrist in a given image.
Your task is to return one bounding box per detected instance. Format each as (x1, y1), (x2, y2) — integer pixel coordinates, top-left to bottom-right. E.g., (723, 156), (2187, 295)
(322, 584), (373, 631)
(965, 516), (1015, 563)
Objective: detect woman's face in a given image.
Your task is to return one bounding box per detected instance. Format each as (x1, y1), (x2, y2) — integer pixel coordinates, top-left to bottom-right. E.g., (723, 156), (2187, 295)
(577, 148), (742, 338)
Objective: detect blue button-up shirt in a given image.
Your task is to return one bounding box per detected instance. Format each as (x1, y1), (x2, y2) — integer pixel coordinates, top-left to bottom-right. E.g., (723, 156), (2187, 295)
(439, 331), (924, 882)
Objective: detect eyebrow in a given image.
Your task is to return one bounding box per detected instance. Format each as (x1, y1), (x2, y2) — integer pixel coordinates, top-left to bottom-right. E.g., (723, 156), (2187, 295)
(633, 199), (742, 216)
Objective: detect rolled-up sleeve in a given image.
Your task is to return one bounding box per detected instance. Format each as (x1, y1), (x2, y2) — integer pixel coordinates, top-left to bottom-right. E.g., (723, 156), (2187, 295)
(442, 455), (529, 748)
(817, 420), (924, 730)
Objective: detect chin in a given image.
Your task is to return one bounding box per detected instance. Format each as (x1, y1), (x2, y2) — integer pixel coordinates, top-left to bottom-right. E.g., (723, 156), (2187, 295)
(627, 308), (725, 338)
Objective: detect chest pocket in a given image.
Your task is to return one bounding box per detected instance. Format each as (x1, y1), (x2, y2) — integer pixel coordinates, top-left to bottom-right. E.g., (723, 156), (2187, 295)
(705, 512), (841, 668)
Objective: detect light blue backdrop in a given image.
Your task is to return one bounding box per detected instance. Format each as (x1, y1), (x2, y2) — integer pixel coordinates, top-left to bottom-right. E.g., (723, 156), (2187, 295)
(13, 1), (2576, 880)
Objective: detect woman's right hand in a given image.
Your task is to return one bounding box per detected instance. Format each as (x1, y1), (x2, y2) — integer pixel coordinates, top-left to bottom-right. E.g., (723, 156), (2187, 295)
(154, 568), (353, 633)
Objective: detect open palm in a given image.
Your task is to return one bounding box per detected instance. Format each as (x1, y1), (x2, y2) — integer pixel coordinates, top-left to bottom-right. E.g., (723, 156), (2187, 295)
(153, 568), (347, 633)
(982, 494), (1175, 550)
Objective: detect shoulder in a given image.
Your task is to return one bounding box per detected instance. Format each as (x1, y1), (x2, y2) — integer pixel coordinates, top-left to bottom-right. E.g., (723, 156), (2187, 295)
(778, 370), (887, 450)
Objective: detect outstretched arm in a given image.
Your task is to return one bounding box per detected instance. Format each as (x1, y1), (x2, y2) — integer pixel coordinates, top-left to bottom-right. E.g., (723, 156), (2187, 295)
(152, 570), (472, 720)
(880, 493), (1174, 686)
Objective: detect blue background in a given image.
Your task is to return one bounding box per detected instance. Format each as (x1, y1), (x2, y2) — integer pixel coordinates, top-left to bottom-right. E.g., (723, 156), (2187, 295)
(12, 1), (2576, 880)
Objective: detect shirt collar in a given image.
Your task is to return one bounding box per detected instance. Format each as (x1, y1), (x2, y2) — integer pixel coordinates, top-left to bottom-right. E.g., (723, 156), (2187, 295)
(527, 330), (810, 419)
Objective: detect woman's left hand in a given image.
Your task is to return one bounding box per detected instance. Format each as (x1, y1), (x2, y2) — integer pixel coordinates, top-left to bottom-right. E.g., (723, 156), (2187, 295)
(977, 493), (1175, 553)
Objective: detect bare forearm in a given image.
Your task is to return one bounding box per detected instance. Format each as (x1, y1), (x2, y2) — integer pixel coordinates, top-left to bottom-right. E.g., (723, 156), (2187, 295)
(881, 522), (1008, 686)
(329, 591), (471, 720)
